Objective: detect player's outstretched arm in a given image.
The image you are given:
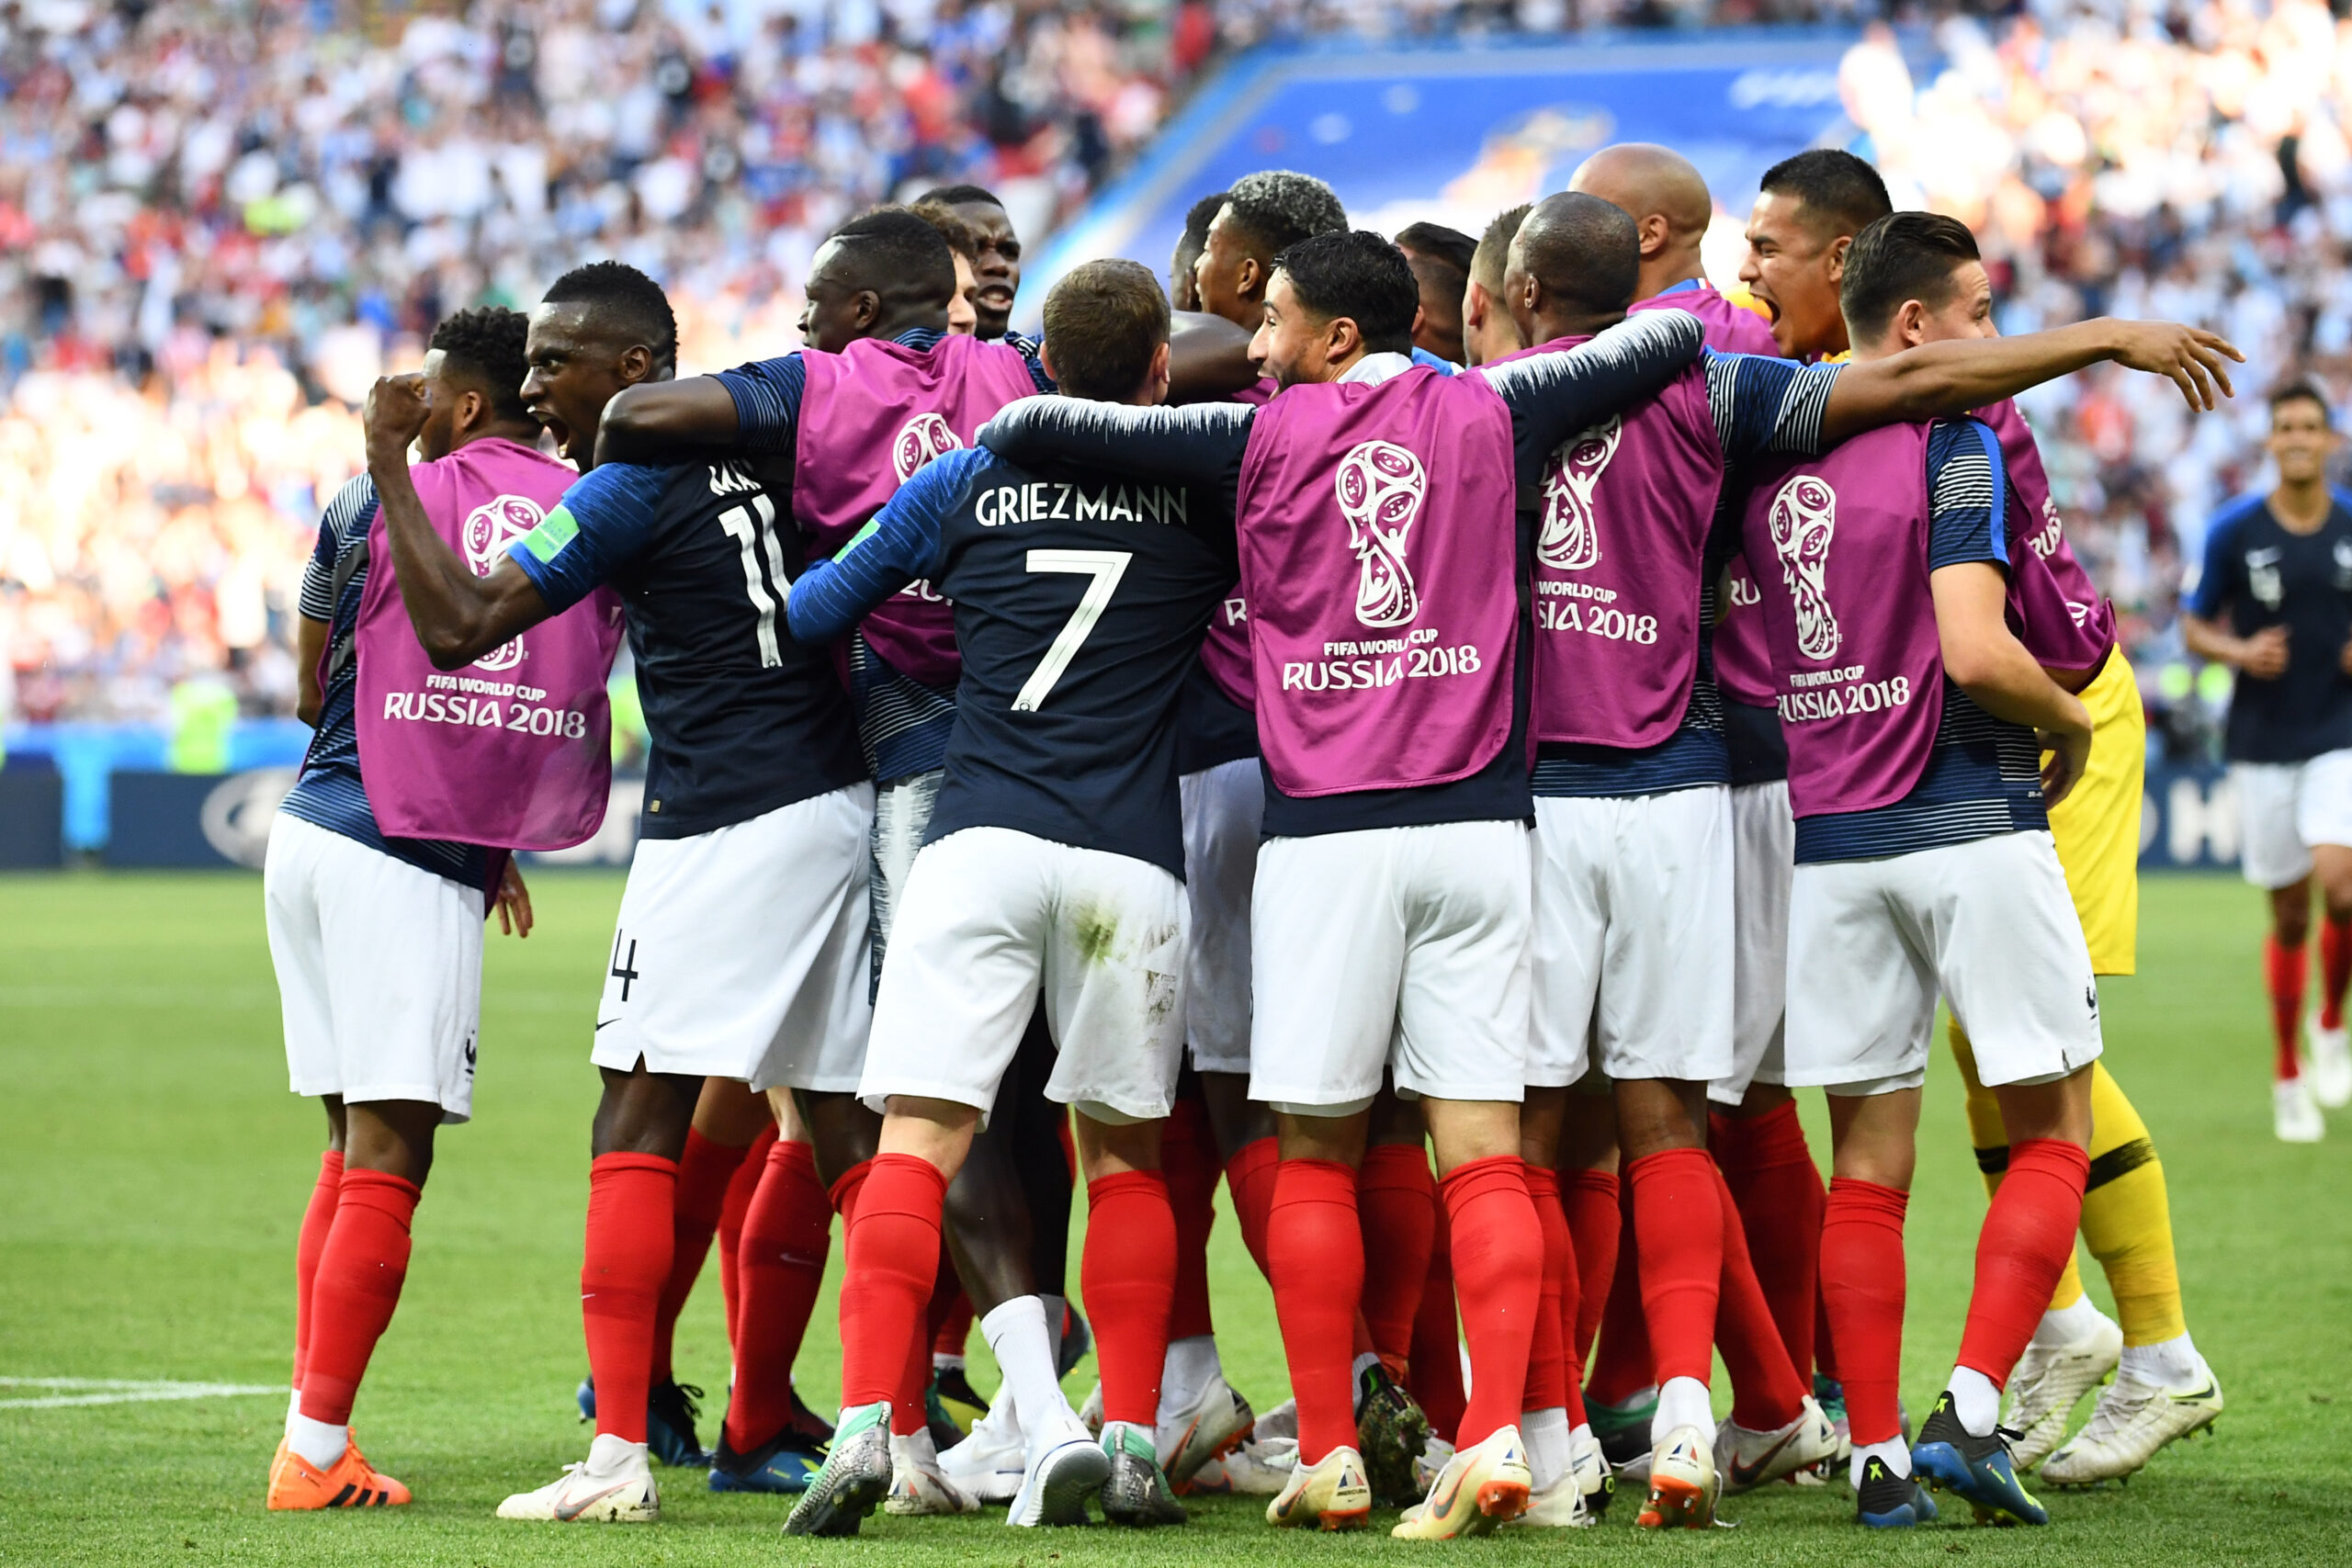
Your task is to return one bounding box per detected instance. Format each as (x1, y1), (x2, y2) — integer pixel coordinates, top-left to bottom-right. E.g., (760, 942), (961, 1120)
(1478, 307), (1706, 457)
(1818, 320), (2243, 445)
(785, 456), (964, 644)
(594, 375), (744, 467)
(363, 375), (554, 671)
(978, 398), (1254, 493)
(1166, 310), (1261, 402)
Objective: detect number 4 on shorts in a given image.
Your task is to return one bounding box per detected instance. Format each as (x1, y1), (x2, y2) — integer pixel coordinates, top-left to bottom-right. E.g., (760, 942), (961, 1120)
(1012, 548), (1131, 713)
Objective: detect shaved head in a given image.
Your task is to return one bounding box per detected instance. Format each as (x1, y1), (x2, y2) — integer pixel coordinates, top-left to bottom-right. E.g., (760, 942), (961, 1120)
(1510, 192), (1640, 318)
(1568, 143), (1713, 242)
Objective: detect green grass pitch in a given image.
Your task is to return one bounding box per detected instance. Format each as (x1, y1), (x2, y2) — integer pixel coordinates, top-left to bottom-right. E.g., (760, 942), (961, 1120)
(3, 868), (2348, 1565)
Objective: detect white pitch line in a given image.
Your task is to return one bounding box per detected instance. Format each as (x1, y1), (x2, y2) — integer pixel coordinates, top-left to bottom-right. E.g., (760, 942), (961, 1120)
(0, 1377), (284, 1410)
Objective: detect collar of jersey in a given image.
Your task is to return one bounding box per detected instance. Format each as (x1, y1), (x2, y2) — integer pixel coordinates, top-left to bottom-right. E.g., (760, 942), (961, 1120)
(1340, 351), (1418, 387)
(892, 327), (946, 351)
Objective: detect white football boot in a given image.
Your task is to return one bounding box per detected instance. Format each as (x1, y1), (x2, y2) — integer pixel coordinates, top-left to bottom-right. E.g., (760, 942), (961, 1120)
(496, 1433), (659, 1522)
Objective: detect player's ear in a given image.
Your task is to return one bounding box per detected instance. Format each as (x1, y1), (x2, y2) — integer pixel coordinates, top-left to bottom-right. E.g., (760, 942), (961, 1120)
(1638, 212), (1670, 260)
(1143, 338), (1171, 405)
(1039, 340), (1057, 387)
(616, 343), (656, 387)
(1237, 254), (1263, 301)
(1826, 232), (1855, 284)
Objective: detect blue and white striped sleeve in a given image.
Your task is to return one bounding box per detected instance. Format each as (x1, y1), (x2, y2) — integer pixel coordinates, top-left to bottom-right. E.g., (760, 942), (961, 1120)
(1926, 418), (2009, 571)
(1477, 307), (1704, 458)
(712, 354), (808, 456)
(785, 450), (971, 644)
(299, 473), (379, 621)
(1705, 352), (1843, 463)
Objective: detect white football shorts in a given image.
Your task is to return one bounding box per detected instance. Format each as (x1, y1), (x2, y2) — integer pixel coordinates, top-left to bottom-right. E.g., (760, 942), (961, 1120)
(265, 813), (485, 1122)
(1530, 787), (1734, 1089)
(1784, 829), (2103, 1097)
(591, 783), (875, 1093)
(1713, 779), (1793, 1106)
(862, 826), (1188, 1125)
(1250, 819), (1532, 1114)
(1180, 759), (1263, 1076)
(2232, 749), (2352, 890)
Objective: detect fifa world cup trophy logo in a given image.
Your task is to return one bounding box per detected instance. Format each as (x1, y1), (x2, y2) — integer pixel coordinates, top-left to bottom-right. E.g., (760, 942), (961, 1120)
(1766, 473), (1841, 662)
(892, 412), (962, 483)
(1334, 440), (1427, 628)
(1535, 416), (1621, 572)
(461, 493), (546, 671)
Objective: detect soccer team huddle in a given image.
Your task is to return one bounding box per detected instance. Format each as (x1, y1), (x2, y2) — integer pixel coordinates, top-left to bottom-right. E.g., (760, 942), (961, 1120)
(260, 143), (2263, 1540)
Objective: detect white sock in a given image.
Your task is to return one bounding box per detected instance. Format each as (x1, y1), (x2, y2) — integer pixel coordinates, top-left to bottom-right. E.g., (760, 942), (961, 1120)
(1041, 1293), (1068, 1371)
(984, 1297), (1079, 1451)
(1521, 1406), (1569, 1491)
(1651, 1376), (1713, 1444)
(933, 1352), (966, 1373)
(1158, 1335), (1220, 1424)
(2031, 1293), (2109, 1348)
(1947, 1368), (2001, 1438)
(893, 1425), (939, 1463)
(286, 1411), (348, 1471)
(285, 1388), (302, 1435)
(970, 1380), (1023, 1447)
(586, 1431), (647, 1475)
(1849, 1437), (1911, 1488)
(2120, 1333), (2204, 1390)
(1350, 1350), (1381, 1412)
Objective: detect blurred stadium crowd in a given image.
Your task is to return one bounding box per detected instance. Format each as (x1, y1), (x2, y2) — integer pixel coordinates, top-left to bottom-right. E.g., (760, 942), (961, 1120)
(0, 0), (2344, 750)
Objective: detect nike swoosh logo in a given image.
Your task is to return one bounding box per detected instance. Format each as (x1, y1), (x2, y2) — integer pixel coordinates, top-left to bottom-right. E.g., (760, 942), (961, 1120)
(594, 1019), (621, 1031)
(555, 1481), (632, 1520)
(1727, 1427), (1801, 1488)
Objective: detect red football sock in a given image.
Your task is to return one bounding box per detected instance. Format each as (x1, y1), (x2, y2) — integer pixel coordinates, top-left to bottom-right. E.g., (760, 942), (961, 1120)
(298, 1168), (419, 1426)
(1442, 1156), (1543, 1449)
(1521, 1164), (1572, 1423)
(724, 1136), (834, 1450)
(1584, 1186), (1654, 1405)
(1162, 1094), (1221, 1343)
(1956, 1138), (2090, 1389)
(2324, 916), (2352, 1032)
(1820, 1178), (1907, 1446)
(1711, 1101), (1824, 1382)
(2267, 932), (2309, 1081)
(717, 1122), (776, 1346)
(1713, 1165), (1807, 1431)
(1408, 1204), (1467, 1445)
(1626, 1146), (1724, 1388)
(652, 1126), (752, 1385)
(291, 1149), (344, 1391)
(582, 1152), (676, 1444)
(837, 1154), (946, 1411)
(1559, 1167), (1621, 1374)
(1356, 1143), (1437, 1370)
(1084, 1170), (1178, 1427)
(1814, 1284), (1841, 1383)
(1225, 1134), (1280, 1281)
(897, 1243), (959, 1436)
(933, 1289), (975, 1359)
(1268, 1158), (1363, 1464)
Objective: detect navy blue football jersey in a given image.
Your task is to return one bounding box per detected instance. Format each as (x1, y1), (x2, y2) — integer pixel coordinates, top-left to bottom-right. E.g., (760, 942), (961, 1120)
(510, 456), (865, 838)
(2190, 493), (2352, 762)
(786, 445), (1234, 876)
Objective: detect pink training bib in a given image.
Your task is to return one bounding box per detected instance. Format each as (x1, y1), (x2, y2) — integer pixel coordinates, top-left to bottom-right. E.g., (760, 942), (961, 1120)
(1631, 283), (1782, 357)
(795, 334), (1042, 686)
(1975, 399), (2119, 673)
(1737, 423), (1951, 819)
(1480, 337), (1723, 749)
(1237, 366), (1521, 795)
(352, 437), (625, 850)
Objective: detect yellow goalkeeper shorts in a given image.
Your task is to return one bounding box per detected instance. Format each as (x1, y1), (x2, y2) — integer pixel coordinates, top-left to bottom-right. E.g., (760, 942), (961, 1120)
(2048, 653), (2143, 977)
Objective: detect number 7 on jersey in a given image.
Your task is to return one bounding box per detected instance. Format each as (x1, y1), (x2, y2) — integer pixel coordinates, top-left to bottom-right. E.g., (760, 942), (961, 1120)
(1012, 548), (1131, 712)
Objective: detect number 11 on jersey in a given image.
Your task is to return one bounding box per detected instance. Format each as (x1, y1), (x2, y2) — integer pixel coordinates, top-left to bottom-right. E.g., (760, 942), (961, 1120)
(1012, 548), (1132, 712)
(718, 495), (790, 668)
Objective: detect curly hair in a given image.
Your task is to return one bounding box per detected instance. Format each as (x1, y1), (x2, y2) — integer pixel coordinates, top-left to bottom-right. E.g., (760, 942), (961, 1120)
(1220, 171), (1349, 260)
(427, 306), (532, 424)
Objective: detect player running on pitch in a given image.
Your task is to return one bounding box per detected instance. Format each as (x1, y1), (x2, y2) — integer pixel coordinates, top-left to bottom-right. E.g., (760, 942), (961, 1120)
(2185, 383), (2352, 1143)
